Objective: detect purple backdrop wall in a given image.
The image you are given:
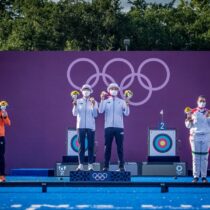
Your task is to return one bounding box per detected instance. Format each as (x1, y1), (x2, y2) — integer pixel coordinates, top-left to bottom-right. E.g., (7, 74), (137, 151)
(0, 51), (210, 172)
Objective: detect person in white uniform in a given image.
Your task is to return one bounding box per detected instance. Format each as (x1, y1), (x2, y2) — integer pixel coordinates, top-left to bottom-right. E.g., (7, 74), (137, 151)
(72, 84), (98, 171)
(99, 83), (130, 171)
(185, 96), (210, 183)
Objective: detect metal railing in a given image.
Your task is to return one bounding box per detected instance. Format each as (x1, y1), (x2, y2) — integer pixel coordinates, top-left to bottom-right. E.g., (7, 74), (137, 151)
(1, 181), (210, 193)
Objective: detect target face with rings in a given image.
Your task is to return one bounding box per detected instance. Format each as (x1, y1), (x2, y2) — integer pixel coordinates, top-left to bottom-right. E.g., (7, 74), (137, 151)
(149, 129), (176, 156)
(71, 135), (88, 153)
(153, 134), (172, 153)
(67, 129), (88, 156)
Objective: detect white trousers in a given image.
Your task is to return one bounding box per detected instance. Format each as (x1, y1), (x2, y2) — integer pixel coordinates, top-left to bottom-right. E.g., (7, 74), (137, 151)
(190, 134), (210, 178)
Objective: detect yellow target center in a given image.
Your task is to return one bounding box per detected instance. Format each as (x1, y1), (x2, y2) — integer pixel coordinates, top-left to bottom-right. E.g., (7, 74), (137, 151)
(160, 140), (166, 146)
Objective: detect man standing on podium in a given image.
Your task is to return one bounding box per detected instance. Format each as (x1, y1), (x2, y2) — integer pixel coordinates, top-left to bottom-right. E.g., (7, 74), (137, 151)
(99, 83), (130, 172)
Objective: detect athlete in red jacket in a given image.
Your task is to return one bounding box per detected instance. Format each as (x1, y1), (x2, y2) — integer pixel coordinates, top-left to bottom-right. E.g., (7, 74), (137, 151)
(0, 101), (11, 182)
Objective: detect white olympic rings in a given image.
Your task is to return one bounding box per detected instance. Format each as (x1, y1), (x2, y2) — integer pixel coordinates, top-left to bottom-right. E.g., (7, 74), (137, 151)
(92, 172), (108, 181)
(67, 57), (170, 106)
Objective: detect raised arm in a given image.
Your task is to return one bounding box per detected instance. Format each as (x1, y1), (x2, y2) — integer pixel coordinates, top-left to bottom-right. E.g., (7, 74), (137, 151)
(1, 111), (11, 126)
(72, 100), (78, 117)
(98, 92), (107, 114)
(3, 116), (11, 126)
(92, 100), (98, 118)
(99, 100), (106, 114)
(122, 100), (130, 116)
(185, 117), (193, 129)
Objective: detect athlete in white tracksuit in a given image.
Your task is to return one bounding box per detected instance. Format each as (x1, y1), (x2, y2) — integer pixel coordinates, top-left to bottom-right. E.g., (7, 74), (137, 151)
(72, 84), (98, 171)
(185, 96), (210, 183)
(99, 83), (130, 171)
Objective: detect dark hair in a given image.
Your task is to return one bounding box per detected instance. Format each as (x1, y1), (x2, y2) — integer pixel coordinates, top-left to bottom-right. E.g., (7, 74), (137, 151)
(197, 95), (206, 100)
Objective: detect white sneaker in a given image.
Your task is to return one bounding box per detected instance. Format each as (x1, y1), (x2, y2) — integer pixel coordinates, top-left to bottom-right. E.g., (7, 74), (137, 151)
(76, 164), (84, 171)
(116, 167), (125, 172)
(88, 164), (94, 171)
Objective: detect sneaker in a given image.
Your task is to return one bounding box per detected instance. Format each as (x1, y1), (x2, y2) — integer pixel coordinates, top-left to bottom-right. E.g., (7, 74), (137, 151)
(0, 176), (6, 182)
(202, 177), (208, 183)
(76, 164), (84, 171)
(102, 167), (109, 172)
(88, 164), (94, 171)
(192, 177), (199, 183)
(116, 167), (125, 172)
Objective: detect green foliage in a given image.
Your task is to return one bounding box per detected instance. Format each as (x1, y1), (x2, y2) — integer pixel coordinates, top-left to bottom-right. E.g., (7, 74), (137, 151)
(0, 0), (210, 50)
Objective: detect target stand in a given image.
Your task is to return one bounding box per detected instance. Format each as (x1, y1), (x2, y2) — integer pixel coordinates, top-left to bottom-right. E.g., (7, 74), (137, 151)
(142, 129), (187, 176)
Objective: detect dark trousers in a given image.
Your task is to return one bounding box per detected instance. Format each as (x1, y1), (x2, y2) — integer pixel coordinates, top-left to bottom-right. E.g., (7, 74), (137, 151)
(0, 136), (5, 176)
(104, 127), (124, 168)
(77, 128), (95, 164)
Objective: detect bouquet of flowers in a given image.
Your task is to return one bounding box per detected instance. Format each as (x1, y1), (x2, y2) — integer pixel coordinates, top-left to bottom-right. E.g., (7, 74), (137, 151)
(184, 107), (192, 114)
(124, 90), (133, 100)
(0, 101), (8, 107)
(70, 90), (80, 100)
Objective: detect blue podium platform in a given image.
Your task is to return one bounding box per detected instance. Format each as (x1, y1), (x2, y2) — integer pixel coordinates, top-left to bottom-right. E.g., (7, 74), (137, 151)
(10, 168), (54, 176)
(70, 171), (131, 182)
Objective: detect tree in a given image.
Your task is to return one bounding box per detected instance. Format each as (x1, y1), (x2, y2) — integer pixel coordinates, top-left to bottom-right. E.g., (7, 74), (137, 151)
(3, 0), (66, 50)
(0, 0), (15, 49)
(0, 0), (210, 50)
(62, 0), (125, 50)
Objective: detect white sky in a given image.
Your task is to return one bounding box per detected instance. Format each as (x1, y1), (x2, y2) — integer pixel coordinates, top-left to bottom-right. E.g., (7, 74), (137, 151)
(52, 0), (180, 12)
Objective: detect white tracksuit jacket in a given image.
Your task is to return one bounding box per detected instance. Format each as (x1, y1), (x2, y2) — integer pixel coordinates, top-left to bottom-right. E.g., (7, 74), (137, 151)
(98, 96), (130, 128)
(72, 97), (98, 130)
(185, 108), (210, 178)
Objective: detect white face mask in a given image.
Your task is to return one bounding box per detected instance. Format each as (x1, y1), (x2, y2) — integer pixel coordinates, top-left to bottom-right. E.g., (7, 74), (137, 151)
(197, 101), (206, 108)
(82, 90), (91, 97)
(109, 90), (118, 96)
(0, 106), (6, 111)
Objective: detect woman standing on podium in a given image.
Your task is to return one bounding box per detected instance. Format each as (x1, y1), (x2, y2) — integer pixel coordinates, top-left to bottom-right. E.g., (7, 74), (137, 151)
(185, 95), (210, 183)
(0, 101), (11, 182)
(72, 84), (98, 171)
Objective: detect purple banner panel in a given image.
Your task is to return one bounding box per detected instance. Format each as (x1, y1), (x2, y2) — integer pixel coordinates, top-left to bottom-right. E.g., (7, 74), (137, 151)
(0, 51), (210, 171)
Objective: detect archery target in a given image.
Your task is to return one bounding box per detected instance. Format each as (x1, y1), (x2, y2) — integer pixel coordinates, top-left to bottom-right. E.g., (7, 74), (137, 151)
(67, 129), (88, 156)
(149, 129), (176, 156)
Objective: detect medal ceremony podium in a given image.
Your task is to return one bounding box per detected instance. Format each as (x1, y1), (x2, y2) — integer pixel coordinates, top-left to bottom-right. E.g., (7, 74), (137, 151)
(55, 128), (187, 180)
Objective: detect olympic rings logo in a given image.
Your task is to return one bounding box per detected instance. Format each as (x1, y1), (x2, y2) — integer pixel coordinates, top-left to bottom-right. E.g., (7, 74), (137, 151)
(176, 165), (184, 175)
(67, 57), (170, 106)
(176, 165), (183, 172)
(92, 172), (108, 181)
